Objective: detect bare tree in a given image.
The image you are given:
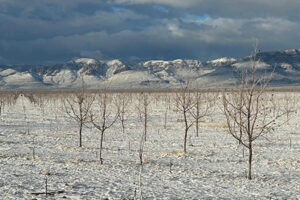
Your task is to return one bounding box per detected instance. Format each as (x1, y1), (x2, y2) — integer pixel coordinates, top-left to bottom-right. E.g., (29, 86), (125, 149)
(63, 79), (94, 147)
(135, 92), (151, 166)
(0, 98), (4, 118)
(0, 91), (18, 118)
(89, 92), (120, 164)
(30, 93), (48, 125)
(163, 94), (171, 129)
(282, 93), (297, 122)
(222, 47), (289, 180)
(138, 125), (146, 165)
(114, 93), (133, 152)
(174, 82), (195, 153)
(136, 93), (150, 142)
(190, 91), (216, 137)
(115, 93), (131, 134)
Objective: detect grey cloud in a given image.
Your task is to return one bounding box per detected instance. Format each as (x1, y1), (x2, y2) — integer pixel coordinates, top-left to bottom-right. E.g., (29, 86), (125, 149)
(0, 3), (147, 41)
(3, 15), (298, 64)
(112, 0), (198, 8)
(0, 0), (300, 64)
(113, 0), (300, 20)
(79, 50), (104, 59)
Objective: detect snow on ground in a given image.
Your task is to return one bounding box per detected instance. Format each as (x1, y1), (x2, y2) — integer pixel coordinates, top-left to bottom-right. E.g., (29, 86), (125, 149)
(0, 92), (299, 199)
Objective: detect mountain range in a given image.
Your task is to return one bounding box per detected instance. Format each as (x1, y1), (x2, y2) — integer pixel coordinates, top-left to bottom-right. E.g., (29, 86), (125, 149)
(1, 49), (300, 90)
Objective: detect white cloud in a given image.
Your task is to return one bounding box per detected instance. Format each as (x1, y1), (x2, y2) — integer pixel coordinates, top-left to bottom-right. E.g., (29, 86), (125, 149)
(167, 24), (183, 37)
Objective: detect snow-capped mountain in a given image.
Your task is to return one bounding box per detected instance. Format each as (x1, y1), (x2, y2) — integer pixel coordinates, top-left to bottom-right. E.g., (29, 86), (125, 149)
(1, 49), (300, 90)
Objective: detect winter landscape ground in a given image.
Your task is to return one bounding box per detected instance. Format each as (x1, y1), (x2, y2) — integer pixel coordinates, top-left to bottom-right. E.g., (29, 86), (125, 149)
(0, 91), (299, 199)
(2, 1), (300, 199)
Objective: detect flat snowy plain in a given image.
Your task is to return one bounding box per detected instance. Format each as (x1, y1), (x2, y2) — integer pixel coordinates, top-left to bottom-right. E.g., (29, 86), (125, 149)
(0, 91), (299, 199)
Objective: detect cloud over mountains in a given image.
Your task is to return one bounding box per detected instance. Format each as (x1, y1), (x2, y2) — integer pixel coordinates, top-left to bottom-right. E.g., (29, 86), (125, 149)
(0, 0), (300, 64)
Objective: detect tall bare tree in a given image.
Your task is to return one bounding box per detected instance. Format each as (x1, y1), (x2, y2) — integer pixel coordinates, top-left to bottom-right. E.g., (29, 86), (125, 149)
(63, 78), (94, 147)
(90, 92), (120, 164)
(0, 97), (5, 118)
(175, 82), (195, 153)
(136, 93), (150, 142)
(190, 91), (216, 137)
(222, 47), (288, 180)
(135, 92), (151, 166)
(115, 93), (131, 134)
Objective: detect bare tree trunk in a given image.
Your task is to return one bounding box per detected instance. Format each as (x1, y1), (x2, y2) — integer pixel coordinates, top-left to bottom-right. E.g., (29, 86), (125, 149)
(184, 111), (188, 153)
(184, 129), (188, 153)
(248, 143), (252, 180)
(144, 111), (147, 142)
(99, 131), (104, 164)
(121, 120), (125, 134)
(195, 118), (199, 137)
(138, 164), (143, 200)
(120, 102), (126, 134)
(79, 122), (83, 147)
(139, 134), (144, 165)
(196, 122), (199, 137)
(144, 100), (148, 142)
(195, 101), (199, 137)
(0, 102), (2, 117)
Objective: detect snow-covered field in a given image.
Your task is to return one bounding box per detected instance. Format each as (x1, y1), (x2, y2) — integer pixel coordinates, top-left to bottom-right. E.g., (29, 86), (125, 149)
(0, 92), (299, 199)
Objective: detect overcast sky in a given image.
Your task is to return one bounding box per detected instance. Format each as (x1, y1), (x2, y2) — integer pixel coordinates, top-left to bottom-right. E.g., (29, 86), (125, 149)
(0, 0), (299, 64)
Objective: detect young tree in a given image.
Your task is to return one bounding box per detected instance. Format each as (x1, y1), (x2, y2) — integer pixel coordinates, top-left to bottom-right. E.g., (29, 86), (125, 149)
(174, 82), (195, 153)
(89, 92), (120, 164)
(222, 47), (288, 180)
(115, 93), (131, 134)
(0, 97), (5, 117)
(138, 125), (146, 166)
(114, 93), (133, 152)
(63, 78), (94, 147)
(282, 93), (297, 122)
(32, 93), (47, 124)
(163, 94), (171, 129)
(0, 91), (18, 118)
(190, 91), (216, 137)
(135, 92), (151, 165)
(136, 93), (150, 142)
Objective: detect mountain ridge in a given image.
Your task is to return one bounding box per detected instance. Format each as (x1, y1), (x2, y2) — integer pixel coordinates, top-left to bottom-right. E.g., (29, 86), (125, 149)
(1, 49), (300, 90)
